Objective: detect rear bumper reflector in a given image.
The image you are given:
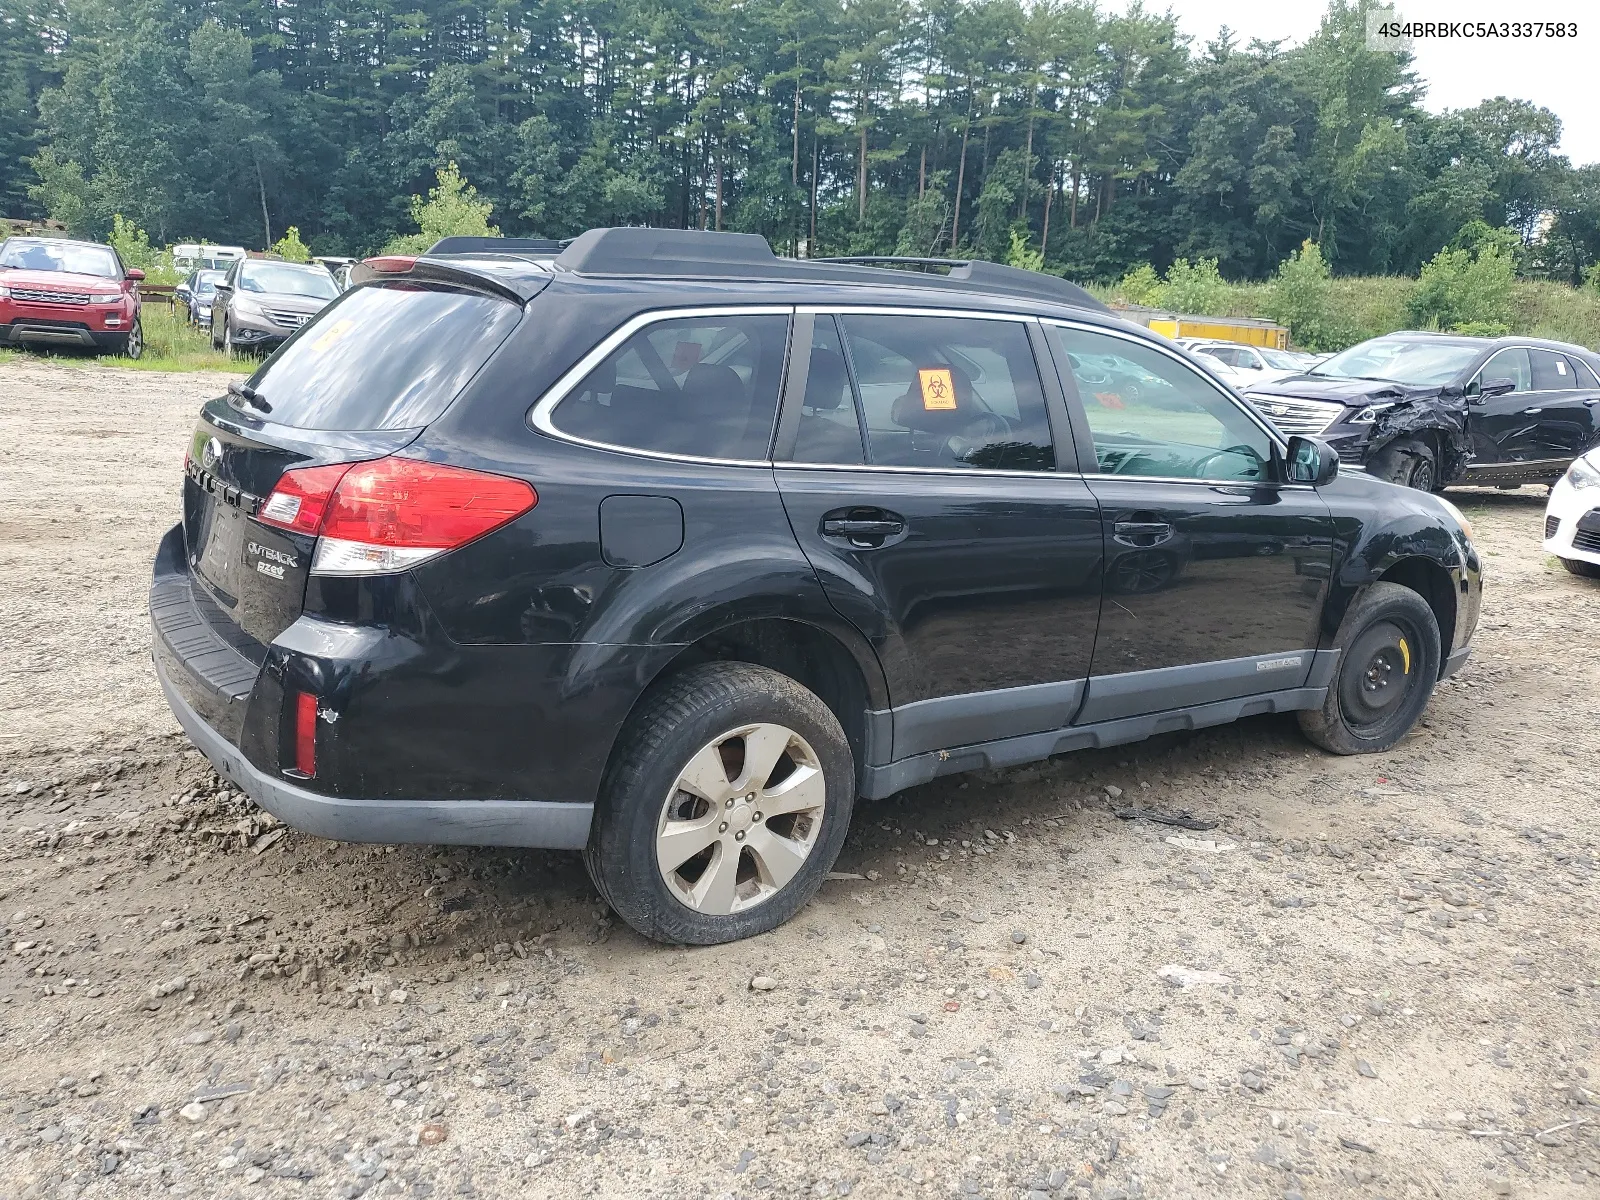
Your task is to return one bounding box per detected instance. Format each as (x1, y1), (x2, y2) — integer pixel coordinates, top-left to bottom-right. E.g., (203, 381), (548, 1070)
(295, 692), (318, 777)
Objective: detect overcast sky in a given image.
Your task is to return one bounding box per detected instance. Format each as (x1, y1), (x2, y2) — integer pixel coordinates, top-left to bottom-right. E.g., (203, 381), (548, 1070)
(1139, 0), (1598, 165)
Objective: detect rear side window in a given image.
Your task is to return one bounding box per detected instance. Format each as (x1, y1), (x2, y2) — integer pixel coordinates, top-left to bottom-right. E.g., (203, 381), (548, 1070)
(247, 283), (520, 430)
(1531, 348), (1577, 390)
(552, 314), (789, 460)
(837, 315), (1054, 471)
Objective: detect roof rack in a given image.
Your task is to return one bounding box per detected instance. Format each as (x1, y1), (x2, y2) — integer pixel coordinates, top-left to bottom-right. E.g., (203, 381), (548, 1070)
(427, 236), (566, 256)
(551, 228), (1108, 313)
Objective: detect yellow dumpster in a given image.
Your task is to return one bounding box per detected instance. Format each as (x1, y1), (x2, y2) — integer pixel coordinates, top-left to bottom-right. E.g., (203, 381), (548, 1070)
(1117, 307), (1289, 350)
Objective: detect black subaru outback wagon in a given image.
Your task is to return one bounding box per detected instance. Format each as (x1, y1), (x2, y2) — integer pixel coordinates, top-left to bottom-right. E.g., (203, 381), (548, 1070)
(151, 229), (1481, 945)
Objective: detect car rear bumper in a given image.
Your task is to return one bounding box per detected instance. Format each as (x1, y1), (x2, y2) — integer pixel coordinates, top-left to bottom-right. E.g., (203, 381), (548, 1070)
(150, 521), (599, 849)
(155, 656), (594, 849)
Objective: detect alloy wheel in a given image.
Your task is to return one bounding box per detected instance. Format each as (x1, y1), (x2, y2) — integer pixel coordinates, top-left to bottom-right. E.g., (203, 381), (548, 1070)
(655, 722), (826, 915)
(124, 319), (143, 360)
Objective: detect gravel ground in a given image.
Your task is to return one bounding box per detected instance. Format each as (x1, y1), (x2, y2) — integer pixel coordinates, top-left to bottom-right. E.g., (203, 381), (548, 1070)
(1, 357), (1598, 1200)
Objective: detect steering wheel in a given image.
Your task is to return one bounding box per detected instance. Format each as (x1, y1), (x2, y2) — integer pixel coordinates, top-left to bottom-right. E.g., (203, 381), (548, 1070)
(1192, 445), (1260, 480)
(943, 411), (1011, 464)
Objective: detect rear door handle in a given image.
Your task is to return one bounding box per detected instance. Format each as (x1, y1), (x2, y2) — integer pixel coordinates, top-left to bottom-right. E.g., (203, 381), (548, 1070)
(821, 509), (906, 548)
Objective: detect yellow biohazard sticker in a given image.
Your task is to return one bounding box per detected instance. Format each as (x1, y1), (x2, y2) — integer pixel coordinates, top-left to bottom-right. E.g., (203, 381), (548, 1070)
(310, 317), (356, 353)
(918, 367), (957, 411)
(1398, 637), (1411, 674)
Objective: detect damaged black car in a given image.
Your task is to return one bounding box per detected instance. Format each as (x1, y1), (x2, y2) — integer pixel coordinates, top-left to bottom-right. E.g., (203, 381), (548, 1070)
(1241, 332), (1600, 491)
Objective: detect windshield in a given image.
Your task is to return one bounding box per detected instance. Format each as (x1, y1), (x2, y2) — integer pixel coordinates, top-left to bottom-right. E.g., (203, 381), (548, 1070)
(0, 239), (121, 278)
(1311, 337), (1482, 386)
(194, 271), (223, 293)
(1259, 349), (1304, 369)
(237, 263), (339, 299)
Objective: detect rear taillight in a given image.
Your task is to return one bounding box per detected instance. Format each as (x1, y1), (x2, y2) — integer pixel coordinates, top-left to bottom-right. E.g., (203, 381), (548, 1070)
(258, 463), (353, 535)
(294, 691), (318, 777)
(256, 456), (536, 576)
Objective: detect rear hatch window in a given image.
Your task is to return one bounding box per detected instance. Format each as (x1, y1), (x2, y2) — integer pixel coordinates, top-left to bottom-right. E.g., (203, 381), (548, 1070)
(243, 282), (521, 431)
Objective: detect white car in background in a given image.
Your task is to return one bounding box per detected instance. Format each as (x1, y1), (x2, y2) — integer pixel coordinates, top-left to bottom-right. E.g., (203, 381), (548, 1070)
(1543, 449), (1600, 578)
(1190, 341), (1307, 386)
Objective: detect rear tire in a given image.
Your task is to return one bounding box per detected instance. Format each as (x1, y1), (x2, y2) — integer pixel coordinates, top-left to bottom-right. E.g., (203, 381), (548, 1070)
(1367, 437), (1437, 492)
(1560, 556), (1600, 579)
(584, 663), (855, 945)
(1298, 581), (1441, 755)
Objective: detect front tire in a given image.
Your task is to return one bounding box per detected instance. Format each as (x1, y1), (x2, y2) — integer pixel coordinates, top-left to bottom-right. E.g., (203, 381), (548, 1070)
(119, 317), (143, 361)
(585, 663), (855, 945)
(1367, 437), (1437, 492)
(1560, 556), (1600, 579)
(1298, 581), (1441, 754)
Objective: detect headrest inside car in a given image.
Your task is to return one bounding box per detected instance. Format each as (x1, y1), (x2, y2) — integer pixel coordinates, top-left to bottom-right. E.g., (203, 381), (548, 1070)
(805, 348), (849, 411)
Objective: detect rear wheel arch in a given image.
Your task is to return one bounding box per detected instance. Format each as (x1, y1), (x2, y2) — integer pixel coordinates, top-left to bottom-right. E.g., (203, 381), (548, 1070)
(617, 617), (885, 791)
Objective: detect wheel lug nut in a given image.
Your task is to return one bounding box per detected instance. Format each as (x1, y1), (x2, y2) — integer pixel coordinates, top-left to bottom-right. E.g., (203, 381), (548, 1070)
(725, 798), (734, 809)
(734, 831), (745, 842)
(719, 822), (728, 833)
(753, 812), (762, 821)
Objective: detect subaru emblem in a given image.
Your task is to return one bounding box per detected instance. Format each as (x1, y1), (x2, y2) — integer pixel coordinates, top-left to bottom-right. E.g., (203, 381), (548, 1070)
(202, 437), (222, 470)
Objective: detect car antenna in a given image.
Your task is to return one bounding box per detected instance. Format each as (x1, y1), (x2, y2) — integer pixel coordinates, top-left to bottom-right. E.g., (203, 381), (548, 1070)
(227, 378), (271, 414)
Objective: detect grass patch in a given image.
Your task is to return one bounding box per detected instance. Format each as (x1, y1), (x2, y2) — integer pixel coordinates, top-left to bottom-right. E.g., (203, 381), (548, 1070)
(0, 304), (246, 374)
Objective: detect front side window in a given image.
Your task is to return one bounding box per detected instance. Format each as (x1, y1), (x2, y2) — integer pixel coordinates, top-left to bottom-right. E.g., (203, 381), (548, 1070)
(1055, 325), (1274, 482)
(836, 314), (1054, 471)
(1472, 347), (1533, 394)
(552, 314), (789, 460)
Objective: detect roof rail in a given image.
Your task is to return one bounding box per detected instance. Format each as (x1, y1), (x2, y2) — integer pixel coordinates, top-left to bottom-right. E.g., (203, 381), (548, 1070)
(427, 236), (566, 256)
(816, 255), (1108, 312)
(552, 227), (1108, 313)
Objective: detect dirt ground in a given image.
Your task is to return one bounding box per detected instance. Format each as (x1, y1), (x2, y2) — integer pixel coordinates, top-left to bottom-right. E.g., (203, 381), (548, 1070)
(1, 356), (1597, 1200)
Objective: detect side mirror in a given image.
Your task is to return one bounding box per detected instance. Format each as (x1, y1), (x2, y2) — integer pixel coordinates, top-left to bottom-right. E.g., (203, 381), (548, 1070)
(1478, 377), (1517, 400)
(1285, 435), (1340, 486)
(214, 283), (232, 293)
(126, 268), (145, 282)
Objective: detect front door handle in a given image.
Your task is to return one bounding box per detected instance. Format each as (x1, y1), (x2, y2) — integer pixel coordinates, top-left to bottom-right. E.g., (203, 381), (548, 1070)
(1522, 407), (1544, 415)
(1113, 520), (1174, 547)
(821, 508), (906, 548)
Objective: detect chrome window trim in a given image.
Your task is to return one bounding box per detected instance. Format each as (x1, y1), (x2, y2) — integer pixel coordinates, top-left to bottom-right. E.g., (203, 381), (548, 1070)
(1042, 316), (1290, 454)
(774, 460), (1314, 490)
(527, 304), (795, 465)
(797, 304), (1040, 322)
(777, 460), (1079, 481)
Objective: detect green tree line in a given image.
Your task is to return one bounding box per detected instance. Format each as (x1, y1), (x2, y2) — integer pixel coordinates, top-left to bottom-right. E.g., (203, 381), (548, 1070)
(4, 0), (1600, 285)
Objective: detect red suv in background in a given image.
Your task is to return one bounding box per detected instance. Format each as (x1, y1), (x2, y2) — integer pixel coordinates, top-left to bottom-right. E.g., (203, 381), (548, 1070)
(0, 236), (145, 359)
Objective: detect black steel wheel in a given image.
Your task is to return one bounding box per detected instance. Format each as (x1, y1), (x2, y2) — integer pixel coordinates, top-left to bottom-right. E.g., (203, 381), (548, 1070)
(1299, 582), (1441, 754)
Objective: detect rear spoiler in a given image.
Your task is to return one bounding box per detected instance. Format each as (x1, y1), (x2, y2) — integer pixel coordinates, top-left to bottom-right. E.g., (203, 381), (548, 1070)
(348, 255), (550, 304)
